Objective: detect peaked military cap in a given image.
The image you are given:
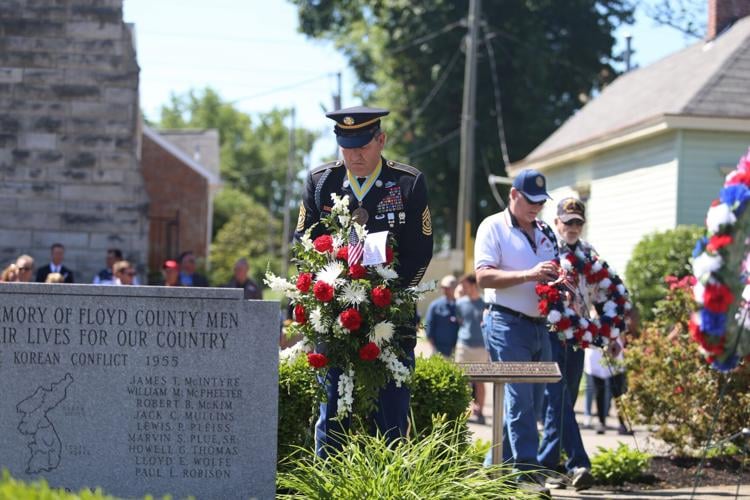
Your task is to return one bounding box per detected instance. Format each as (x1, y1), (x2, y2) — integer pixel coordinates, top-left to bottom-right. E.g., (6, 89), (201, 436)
(325, 106), (389, 149)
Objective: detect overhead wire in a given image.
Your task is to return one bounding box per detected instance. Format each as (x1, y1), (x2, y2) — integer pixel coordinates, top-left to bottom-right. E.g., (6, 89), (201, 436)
(406, 128), (461, 161)
(391, 20), (464, 53)
(481, 22), (511, 169)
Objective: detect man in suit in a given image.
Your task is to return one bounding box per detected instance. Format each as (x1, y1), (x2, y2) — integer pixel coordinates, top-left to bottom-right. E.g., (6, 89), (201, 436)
(295, 106), (433, 457)
(36, 243), (74, 283)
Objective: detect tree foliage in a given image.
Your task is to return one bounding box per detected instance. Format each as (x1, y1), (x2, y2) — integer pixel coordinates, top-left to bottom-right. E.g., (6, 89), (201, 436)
(624, 225), (703, 321)
(157, 87), (319, 235)
(209, 199), (281, 287)
(290, 0), (634, 243)
(645, 0), (706, 39)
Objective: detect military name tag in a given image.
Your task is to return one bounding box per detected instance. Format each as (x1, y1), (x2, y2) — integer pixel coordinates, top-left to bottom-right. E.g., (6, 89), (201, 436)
(352, 207), (369, 225)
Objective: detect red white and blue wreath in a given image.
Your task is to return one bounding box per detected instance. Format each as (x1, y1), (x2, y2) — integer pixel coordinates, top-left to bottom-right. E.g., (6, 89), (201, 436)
(536, 248), (631, 348)
(690, 148), (750, 372)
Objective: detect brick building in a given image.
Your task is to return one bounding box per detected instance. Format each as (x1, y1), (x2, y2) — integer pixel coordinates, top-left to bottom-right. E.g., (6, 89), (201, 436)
(141, 126), (221, 279)
(0, 0), (147, 281)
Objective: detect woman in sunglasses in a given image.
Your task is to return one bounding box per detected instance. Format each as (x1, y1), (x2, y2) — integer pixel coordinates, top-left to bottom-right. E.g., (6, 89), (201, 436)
(113, 260), (137, 286)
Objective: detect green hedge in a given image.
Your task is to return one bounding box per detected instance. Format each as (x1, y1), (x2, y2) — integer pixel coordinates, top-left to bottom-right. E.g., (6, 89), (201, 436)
(410, 355), (472, 436)
(624, 225), (703, 321)
(277, 353), (473, 462)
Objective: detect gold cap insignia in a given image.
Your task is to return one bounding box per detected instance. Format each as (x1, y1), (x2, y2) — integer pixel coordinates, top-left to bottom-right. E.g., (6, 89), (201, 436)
(343, 116), (355, 126)
(535, 176), (544, 187)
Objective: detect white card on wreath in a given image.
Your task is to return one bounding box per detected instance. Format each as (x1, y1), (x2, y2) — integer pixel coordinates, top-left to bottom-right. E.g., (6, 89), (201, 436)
(362, 231), (389, 266)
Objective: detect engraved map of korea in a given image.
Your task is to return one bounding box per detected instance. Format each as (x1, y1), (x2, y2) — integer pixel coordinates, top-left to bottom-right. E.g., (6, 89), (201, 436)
(16, 373), (74, 474)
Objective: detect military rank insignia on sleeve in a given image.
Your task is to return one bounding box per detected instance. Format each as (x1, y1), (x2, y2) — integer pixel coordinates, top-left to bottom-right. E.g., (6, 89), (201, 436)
(296, 204), (306, 232)
(421, 206), (432, 236)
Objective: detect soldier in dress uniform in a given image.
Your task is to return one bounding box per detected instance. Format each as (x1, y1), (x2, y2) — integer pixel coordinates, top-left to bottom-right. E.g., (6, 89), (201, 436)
(295, 106), (433, 457)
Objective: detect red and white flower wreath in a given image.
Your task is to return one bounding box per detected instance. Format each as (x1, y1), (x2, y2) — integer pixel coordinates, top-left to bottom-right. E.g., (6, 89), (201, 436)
(536, 248), (631, 348)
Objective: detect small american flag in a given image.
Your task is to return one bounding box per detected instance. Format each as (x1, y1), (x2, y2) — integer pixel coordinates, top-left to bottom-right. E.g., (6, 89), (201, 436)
(348, 227), (364, 266)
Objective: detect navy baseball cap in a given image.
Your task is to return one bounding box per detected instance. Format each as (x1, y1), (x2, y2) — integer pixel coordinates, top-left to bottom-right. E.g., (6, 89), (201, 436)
(512, 169), (551, 203)
(326, 106), (389, 149)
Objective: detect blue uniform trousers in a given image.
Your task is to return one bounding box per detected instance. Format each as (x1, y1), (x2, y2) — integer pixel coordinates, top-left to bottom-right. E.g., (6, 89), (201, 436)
(315, 350), (415, 458)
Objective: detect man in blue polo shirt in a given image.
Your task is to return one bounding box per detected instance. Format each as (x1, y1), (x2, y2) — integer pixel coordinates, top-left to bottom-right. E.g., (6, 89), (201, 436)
(475, 169), (558, 493)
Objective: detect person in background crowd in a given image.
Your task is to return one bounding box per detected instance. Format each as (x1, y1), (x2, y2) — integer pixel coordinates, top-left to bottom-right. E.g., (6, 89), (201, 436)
(15, 255), (34, 282)
(162, 260), (180, 287)
(93, 248), (122, 285)
(454, 273), (487, 424)
(45, 273), (65, 284)
(537, 197), (595, 490)
(225, 258), (262, 299)
(36, 243), (74, 283)
(474, 168), (558, 495)
(178, 251), (208, 287)
(1, 264), (19, 282)
(113, 260), (136, 286)
(454, 282), (465, 301)
(425, 275), (460, 358)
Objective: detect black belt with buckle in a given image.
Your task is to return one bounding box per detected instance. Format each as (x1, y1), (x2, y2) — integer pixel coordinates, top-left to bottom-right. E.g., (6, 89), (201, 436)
(489, 303), (547, 325)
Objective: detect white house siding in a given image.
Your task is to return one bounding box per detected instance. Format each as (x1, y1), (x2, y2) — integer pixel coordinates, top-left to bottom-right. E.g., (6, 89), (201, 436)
(677, 130), (750, 225)
(541, 133), (679, 274)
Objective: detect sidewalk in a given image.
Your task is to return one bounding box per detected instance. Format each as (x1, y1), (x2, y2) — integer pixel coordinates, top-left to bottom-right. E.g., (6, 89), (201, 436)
(414, 340), (750, 499)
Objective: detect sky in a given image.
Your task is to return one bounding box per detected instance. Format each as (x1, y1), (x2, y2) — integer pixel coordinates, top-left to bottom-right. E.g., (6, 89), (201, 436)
(123, 0), (701, 165)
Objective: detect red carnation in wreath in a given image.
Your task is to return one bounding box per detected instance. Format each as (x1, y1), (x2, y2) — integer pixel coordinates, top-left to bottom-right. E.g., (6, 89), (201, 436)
(313, 234), (334, 253)
(358, 342), (380, 361)
(371, 286), (392, 308)
(339, 308), (362, 331)
(706, 234), (733, 253)
(313, 281), (334, 302)
(296, 272), (313, 292)
(703, 283), (734, 313)
(349, 264), (367, 279)
(294, 303), (306, 324)
(336, 246), (349, 261)
(307, 352), (329, 369)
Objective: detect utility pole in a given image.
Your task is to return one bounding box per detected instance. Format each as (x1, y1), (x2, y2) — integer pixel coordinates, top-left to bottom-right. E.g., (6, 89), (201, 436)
(625, 33), (633, 72)
(281, 107), (296, 282)
(456, 0), (480, 259)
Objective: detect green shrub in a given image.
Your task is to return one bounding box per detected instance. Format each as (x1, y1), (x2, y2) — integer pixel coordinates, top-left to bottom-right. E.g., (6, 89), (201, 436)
(591, 443), (651, 485)
(623, 285), (750, 452)
(277, 354), (474, 464)
(278, 354), (319, 465)
(0, 470), (169, 500)
(624, 225), (703, 321)
(277, 417), (534, 499)
(410, 355), (472, 436)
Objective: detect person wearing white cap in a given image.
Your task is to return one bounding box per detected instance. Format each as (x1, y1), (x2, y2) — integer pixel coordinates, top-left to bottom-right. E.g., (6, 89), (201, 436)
(424, 274), (459, 357)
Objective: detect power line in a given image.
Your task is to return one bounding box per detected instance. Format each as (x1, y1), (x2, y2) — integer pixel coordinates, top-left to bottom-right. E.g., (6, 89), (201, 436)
(481, 23), (511, 169)
(391, 20), (464, 53)
(228, 73), (337, 103)
(136, 30), (311, 46)
(406, 128), (460, 161)
(139, 60), (337, 75)
(392, 44), (463, 141)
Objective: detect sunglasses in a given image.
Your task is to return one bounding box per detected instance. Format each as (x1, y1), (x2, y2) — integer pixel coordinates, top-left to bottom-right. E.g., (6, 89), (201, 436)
(18, 267), (32, 271)
(563, 219), (584, 227)
(521, 193), (546, 206)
